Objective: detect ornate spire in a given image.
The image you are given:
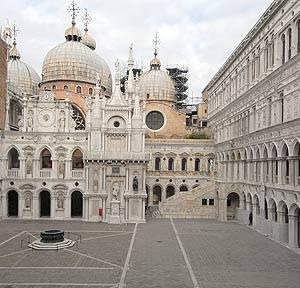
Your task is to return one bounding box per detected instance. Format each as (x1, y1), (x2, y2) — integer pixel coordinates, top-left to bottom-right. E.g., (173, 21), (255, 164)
(67, 0), (80, 26)
(127, 44), (134, 94)
(9, 24), (21, 60)
(108, 60), (127, 106)
(82, 8), (91, 32)
(150, 32), (161, 70)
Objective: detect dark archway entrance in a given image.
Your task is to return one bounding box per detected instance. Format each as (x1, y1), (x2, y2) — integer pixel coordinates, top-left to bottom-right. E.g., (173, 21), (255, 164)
(40, 191), (51, 217)
(71, 191), (83, 217)
(8, 190), (18, 217)
(227, 192), (239, 220)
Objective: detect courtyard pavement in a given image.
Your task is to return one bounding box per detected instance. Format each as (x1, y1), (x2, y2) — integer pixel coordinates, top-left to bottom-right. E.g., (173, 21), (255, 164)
(0, 219), (299, 288)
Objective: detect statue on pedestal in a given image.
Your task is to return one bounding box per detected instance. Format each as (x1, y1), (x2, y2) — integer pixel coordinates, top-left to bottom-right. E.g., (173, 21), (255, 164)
(112, 182), (119, 200)
(133, 176), (138, 192)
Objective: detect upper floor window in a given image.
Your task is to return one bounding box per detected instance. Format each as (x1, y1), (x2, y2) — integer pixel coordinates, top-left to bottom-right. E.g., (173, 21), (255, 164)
(41, 149), (52, 169)
(8, 148), (20, 169)
(168, 158), (174, 171)
(195, 158), (200, 172)
(64, 85), (68, 90)
(181, 158), (187, 171)
(88, 88), (93, 95)
(281, 34), (286, 64)
(72, 149), (84, 169)
(298, 21), (300, 53)
(52, 85), (56, 90)
(76, 86), (82, 94)
(288, 28), (292, 60)
(155, 158), (161, 171)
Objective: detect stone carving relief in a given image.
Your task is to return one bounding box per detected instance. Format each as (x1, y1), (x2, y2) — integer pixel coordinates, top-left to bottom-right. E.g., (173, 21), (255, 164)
(24, 192), (32, 209)
(57, 193), (64, 209)
(133, 176), (138, 193)
(59, 110), (66, 132)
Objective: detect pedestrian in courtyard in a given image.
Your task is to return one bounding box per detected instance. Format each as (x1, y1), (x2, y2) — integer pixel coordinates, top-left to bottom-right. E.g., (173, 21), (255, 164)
(249, 211), (253, 226)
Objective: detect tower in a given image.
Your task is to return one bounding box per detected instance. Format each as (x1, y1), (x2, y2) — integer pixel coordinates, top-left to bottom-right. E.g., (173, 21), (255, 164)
(85, 45), (149, 223)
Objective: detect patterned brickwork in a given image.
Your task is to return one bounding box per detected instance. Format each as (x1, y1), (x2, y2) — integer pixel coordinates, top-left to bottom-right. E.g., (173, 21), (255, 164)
(0, 39), (7, 130)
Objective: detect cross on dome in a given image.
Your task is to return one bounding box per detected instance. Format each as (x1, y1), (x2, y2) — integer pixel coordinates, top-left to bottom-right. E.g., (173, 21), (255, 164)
(153, 32), (160, 57)
(67, 0), (80, 26)
(82, 8), (92, 32)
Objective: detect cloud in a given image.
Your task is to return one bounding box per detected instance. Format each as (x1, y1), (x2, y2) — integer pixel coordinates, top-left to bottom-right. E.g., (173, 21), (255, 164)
(0, 0), (272, 100)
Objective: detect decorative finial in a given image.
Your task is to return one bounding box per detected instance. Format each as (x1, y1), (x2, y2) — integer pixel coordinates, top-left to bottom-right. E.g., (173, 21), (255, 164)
(82, 8), (91, 32)
(67, 1), (80, 26)
(12, 24), (20, 46)
(153, 32), (160, 57)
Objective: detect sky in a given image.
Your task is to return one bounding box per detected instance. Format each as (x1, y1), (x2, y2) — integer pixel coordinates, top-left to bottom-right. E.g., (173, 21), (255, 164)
(1, 0), (272, 102)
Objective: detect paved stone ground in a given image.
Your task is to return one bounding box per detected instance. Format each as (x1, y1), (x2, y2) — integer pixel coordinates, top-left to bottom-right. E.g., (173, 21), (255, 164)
(0, 219), (299, 287)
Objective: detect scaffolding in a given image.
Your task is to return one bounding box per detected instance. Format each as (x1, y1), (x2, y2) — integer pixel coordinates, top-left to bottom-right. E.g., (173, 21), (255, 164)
(166, 66), (188, 109)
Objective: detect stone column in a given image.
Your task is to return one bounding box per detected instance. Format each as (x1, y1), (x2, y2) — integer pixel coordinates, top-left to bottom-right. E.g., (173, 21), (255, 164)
(33, 158), (39, 179)
(252, 203), (257, 227)
(278, 160), (283, 185)
(50, 196), (55, 219)
(295, 158), (299, 186)
(20, 158), (26, 179)
(288, 215), (299, 248)
(52, 158), (58, 179)
(65, 159), (72, 179)
(289, 159), (294, 186)
(19, 195), (23, 218)
(33, 196), (39, 219)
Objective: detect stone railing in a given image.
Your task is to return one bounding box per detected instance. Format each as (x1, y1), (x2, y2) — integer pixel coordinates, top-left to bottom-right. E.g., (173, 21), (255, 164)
(8, 169), (19, 178)
(86, 151), (151, 161)
(40, 169), (52, 178)
(72, 169), (84, 179)
(159, 181), (216, 218)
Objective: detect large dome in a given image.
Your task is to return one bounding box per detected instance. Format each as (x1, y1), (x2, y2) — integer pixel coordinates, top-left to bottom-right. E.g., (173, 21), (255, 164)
(7, 44), (40, 96)
(138, 56), (176, 103)
(42, 35), (112, 95)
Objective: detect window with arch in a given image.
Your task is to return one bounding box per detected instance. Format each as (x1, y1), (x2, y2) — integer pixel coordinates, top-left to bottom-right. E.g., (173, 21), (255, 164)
(288, 28), (292, 60)
(298, 20), (300, 53)
(168, 158), (174, 171)
(281, 34), (286, 64)
(88, 87), (93, 95)
(76, 86), (82, 94)
(52, 85), (56, 90)
(155, 158), (161, 171)
(72, 149), (84, 169)
(195, 158), (200, 172)
(166, 186), (175, 198)
(64, 85), (68, 90)
(71, 105), (85, 130)
(181, 158), (187, 171)
(180, 185), (188, 192)
(41, 149), (52, 169)
(8, 148), (20, 169)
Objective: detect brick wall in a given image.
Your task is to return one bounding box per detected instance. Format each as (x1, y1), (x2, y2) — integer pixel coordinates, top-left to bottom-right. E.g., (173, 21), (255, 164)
(0, 39), (7, 130)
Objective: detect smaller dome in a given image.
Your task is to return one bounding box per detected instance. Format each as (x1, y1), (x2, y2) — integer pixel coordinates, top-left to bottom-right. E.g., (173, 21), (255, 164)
(81, 31), (96, 50)
(150, 55), (161, 69)
(138, 69), (176, 103)
(9, 43), (21, 60)
(64, 25), (82, 41)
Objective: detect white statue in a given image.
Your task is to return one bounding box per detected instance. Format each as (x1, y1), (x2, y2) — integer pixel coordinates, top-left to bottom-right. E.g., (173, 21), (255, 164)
(112, 182), (119, 200)
(25, 195), (31, 209)
(57, 194), (64, 209)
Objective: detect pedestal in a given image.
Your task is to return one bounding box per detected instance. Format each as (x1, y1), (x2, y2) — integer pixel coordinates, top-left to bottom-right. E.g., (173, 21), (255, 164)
(109, 200), (121, 224)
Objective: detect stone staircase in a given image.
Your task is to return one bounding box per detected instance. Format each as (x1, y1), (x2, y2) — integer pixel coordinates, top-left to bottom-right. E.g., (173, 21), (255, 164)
(159, 181), (216, 219)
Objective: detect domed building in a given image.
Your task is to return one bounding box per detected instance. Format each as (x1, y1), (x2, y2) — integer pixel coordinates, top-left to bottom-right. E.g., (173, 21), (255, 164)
(40, 18), (112, 112)
(138, 51), (186, 139)
(138, 53), (176, 105)
(7, 41), (40, 96)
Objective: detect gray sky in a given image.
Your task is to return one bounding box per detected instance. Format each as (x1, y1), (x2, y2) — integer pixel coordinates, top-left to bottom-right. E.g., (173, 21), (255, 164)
(1, 0), (272, 101)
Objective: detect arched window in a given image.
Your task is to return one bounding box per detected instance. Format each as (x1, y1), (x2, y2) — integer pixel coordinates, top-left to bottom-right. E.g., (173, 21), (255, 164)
(88, 88), (93, 95)
(179, 185), (188, 192)
(181, 158), (187, 171)
(168, 158), (174, 171)
(52, 85), (56, 90)
(281, 34), (286, 64)
(153, 185), (162, 205)
(298, 21), (300, 53)
(64, 85), (68, 90)
(71, 105), (86, 130)
(195, 158), (200, 172)
(72, 149), (84, 169)
(155, 158), (161, 171)
(8, 148), (20, 169)
(41, 149), (52, 169)
(76, 86), (82, 94)
(166, 186), (175, 198)
(288, 28), (292, 60)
